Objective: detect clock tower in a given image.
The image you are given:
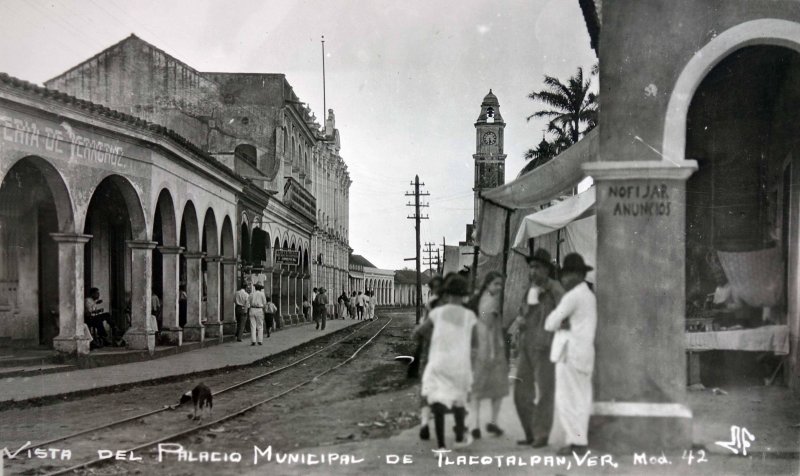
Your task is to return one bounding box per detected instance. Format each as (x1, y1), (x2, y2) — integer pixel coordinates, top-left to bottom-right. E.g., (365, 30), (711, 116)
(473, 89), (506, 225)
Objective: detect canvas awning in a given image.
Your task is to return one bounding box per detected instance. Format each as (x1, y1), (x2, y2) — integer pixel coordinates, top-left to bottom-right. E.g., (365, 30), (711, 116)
(473, 130), (598, 327)
(480, 128), (598, 211)
(513, 186), (596, 247)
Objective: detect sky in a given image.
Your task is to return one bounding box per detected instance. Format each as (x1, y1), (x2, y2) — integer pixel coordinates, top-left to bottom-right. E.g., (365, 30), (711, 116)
(0, 0), (596, 270)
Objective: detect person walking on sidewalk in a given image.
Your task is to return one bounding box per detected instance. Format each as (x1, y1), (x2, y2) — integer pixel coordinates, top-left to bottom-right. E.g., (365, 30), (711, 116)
(235, 283), (250, 342)
(513, 249), (564, 448)
(544, 253), (596, 456)
(314, 288), (329, 330)
(302, 295), (311, 321)
(339, 291), (349, 319)
(248, 283), (267, 346)
(469, 271), (509, 440)
(356, 291), (366, 320)
(264, 296), (278, 338)
(311, 287), (318, 323)
(415, 273), (478, 450)
(365, 291), (373, 321)
(349, 291), (357, 319)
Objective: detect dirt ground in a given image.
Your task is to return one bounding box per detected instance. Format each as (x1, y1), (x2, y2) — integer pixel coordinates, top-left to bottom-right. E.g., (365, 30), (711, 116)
(1, 310), (422, 475)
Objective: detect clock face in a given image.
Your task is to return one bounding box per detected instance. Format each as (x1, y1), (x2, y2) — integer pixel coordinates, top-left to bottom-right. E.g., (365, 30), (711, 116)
(482, 131), (497, 145)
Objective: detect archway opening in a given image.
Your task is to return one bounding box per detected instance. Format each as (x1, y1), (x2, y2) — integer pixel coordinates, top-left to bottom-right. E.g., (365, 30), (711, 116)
(0, 158), (70, 347)
(179, 201), (200, 329)
(84, 176), (144, 338)
(685, 45), (800, 386)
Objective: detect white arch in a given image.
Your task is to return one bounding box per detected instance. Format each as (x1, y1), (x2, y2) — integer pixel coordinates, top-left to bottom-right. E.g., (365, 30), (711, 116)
(663, 19), (800, 163)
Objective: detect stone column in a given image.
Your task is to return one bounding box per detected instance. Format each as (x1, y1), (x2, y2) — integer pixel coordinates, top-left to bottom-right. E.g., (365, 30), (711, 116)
(281, 269), (290, 327)
(583, 160), (697, 452)
(158, 246), (183, 346)
(183, 252), (206, 342)
(220, 258), (238, 336)
(272, 268), (282, 328)
(124, 240), (157, 352)
(204, 255), (223, 340)
(50, 233), (93, 355)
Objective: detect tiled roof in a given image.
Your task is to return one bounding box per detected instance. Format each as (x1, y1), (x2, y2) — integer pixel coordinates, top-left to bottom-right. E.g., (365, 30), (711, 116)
(394, 269), (432, 285)
(0, 72), (254, 187)
(349, 254), (377, 268)
(578, 0), (601, 53)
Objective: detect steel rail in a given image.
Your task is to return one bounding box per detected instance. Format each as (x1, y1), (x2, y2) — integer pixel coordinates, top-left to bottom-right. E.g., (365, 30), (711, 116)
(15, 318), (379, 454)
(40, 317), (393, 476)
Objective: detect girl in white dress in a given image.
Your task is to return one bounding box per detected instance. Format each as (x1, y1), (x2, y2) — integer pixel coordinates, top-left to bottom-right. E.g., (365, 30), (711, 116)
(415, 274), (478, 449)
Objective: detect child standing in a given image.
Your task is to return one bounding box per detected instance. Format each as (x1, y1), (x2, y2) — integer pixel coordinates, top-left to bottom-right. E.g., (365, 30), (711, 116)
(415, 274), (478, 450)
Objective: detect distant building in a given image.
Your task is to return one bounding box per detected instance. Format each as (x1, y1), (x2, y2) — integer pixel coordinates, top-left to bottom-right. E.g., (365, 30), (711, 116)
(393, 269), (431, 307)
(348, 254), (394, 305)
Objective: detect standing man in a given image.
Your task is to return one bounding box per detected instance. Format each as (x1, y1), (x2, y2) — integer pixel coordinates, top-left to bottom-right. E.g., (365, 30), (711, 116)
(234, 283), (250, 342)
(264, 296), (278, 338)
(248, 283), (267, 346)
(513, 249), (564, 448)
(356, 291), (366, 320)
(311, 287), (318, 324)
(314, 288), (329, 330)
(544, 253), (597, 456)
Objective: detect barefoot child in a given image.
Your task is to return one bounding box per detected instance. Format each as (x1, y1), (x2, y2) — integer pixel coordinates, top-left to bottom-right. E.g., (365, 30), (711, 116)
(415, 274), (478, 449)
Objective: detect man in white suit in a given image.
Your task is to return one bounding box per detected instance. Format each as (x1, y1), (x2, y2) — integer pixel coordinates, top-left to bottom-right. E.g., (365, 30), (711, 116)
(544, 253), (597, 456)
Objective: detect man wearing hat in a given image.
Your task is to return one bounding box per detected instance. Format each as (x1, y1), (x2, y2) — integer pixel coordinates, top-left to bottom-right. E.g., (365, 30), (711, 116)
(313, 287), (329, 330)
(513, 249), (564, 447)
(544, 253), (597, 456)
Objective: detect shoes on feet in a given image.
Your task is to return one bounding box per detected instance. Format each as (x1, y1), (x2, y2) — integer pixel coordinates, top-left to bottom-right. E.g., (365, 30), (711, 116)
(517, 439), (534, 445)
(454, 432), (473, 448)
(486, 423), (503, 436)
(471, 428), (482, 439)
(258, 342), (263, 345)
(419, 425), (430, 440)
(236, 338), (242, 342)
(251, 343), (256, 346)
(556, 445), (588, 456)
(531, 437), (548, 448)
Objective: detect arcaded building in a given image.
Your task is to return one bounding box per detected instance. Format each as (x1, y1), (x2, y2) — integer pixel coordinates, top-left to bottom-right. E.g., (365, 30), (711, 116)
(0, 34), (352, 354)
(45, 35), (351, 327)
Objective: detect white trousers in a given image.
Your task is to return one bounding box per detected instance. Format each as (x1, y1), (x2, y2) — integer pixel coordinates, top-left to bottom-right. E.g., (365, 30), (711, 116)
(249, 309), (264, 344)
(549, 362), (592, 446)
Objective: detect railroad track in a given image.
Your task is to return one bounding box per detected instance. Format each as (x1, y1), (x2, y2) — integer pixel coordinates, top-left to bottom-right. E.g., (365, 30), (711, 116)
(3, 316), (397, 476)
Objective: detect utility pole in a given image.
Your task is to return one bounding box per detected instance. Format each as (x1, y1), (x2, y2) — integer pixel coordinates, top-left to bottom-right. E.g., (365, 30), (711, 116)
(423, 242), (436, 273)
(406, 175), (429, 324)
(435, 248), (441, 274)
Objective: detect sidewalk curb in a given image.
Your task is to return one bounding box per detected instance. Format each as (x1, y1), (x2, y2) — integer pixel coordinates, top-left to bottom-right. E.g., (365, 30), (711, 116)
(0, 321), (365, 411)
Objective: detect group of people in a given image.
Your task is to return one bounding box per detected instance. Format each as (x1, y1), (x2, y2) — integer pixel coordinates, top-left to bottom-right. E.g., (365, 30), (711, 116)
(414, 250), (597, 456)
(234, 283), (278, 345)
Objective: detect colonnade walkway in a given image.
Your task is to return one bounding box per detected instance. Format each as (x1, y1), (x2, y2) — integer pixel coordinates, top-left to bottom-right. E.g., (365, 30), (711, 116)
(0, 318), (361, 405)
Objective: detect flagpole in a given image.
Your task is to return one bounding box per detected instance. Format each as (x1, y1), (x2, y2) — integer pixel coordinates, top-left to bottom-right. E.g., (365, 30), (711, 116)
(321, 35), (327, 119)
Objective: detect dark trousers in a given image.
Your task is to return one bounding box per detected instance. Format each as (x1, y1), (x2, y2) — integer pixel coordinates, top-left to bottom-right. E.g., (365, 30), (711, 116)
(514, 346), (555, 443)
(235, 306), (247, 340)
(356, 305), (364, 320)
(314, 306), (327, 330)
(264, 313), (274, 337)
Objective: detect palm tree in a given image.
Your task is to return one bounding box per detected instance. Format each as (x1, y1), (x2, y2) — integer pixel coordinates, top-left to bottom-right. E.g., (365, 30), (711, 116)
(527, 66), (597, 144)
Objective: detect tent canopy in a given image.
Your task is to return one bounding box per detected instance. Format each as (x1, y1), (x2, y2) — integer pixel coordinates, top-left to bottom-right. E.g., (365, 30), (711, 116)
(513, 186), (596, 248)
(480, 128), (598, 211)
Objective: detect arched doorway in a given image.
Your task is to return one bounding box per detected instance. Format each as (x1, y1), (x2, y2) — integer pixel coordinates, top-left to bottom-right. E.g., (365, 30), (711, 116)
(152, 189), (177, 339)
(179, 201), (202, 341)
(684, 45), (800, 386)
(83, 175), (147, 342)
(220, 216), (235, 334)
(202, 209), (221, 337)
(0, 157), (73, 347)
